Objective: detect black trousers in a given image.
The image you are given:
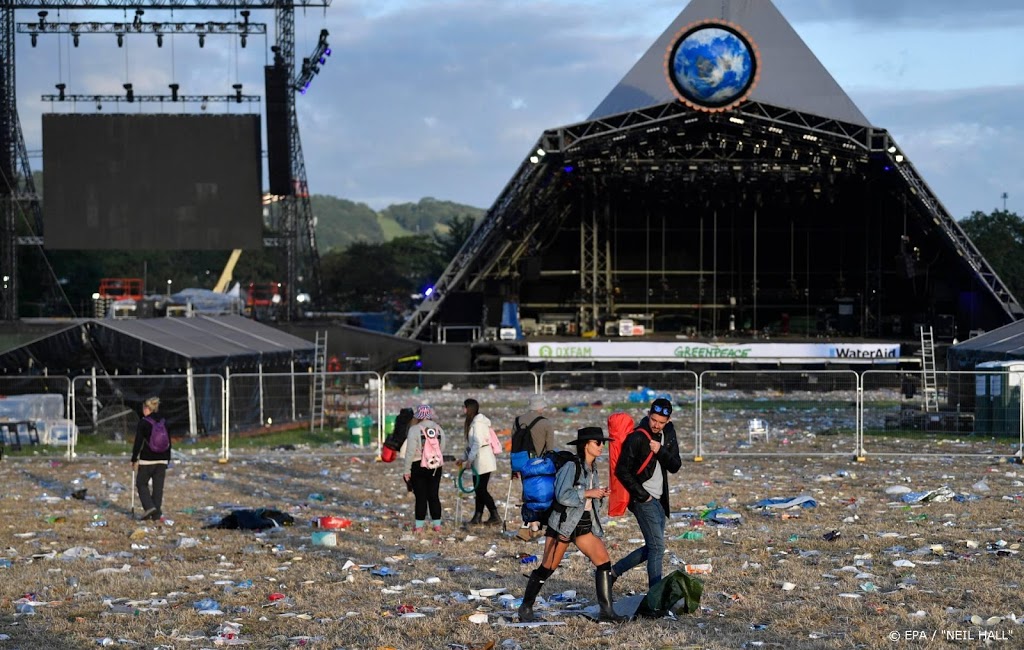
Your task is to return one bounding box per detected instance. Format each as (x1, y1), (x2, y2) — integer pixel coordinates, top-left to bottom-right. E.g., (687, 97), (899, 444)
(410, 463), (443, 520)
(474, 471), (496, 515)
(136, 463), (167, 513)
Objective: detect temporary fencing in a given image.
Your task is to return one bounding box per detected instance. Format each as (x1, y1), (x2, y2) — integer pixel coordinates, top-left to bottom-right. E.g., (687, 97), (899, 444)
(3, 368), (1024, 463)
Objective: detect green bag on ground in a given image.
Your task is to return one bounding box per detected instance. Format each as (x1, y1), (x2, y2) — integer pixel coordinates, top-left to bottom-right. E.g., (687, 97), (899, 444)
(635, 569), (704, 617)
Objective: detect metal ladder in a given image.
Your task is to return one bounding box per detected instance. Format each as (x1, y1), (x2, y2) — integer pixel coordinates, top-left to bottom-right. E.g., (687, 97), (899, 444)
(311, 331), (328, 430)
(920, 326), (939, 412)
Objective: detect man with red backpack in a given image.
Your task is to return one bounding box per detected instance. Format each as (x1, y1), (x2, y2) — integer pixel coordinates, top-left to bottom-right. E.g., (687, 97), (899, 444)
(131, 396), (172, 522)
(610, 398), (682, 589)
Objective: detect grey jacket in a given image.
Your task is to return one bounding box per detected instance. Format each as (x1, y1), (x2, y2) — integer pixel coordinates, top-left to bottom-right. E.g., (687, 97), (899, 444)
(403, 419), (446, 474)
(546, 457), (605, 539)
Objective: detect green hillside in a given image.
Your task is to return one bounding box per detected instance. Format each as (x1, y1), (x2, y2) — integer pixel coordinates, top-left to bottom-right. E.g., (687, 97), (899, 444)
(311, 195), (485, 251)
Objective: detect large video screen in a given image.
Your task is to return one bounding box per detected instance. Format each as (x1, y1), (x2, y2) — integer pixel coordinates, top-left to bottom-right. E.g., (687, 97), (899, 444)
(42, 114), (263, 250)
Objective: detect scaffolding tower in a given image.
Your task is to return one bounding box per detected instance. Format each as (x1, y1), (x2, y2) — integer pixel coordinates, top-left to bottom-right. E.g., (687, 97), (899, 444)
(0, 0), (328, 321)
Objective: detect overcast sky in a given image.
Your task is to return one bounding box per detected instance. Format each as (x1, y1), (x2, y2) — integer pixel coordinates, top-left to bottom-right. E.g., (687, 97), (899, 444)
(13, 0), (1024, 220)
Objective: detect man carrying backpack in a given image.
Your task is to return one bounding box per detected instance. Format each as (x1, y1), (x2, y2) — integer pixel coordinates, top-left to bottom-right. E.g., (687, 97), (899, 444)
(512, 395), (554, 540)
(131, 396), (171, 521)
(610, 398), (682, 590)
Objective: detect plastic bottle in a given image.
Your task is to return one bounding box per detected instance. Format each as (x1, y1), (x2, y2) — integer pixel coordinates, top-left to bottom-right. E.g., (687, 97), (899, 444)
(684, 563), (713, 575)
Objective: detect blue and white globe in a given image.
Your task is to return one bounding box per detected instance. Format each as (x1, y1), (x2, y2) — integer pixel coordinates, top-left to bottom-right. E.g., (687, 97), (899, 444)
(670, 26), (755, 108)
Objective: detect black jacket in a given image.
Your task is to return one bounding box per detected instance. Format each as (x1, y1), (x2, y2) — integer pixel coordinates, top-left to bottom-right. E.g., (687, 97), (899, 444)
(131, 416), (172, 463)
(614, 416), (682, 516)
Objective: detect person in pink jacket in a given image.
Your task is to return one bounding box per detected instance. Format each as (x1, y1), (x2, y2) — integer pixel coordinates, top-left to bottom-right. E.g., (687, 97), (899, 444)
(459, 398), (499, 525)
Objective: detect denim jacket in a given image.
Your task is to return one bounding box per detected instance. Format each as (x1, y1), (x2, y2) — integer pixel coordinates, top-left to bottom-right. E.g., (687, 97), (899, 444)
(546, 457), (605, 539)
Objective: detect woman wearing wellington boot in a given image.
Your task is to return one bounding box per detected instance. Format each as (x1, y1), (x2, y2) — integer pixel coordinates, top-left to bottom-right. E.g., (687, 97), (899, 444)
(517, 427), (627, 623)
(459, 398), (501, 526)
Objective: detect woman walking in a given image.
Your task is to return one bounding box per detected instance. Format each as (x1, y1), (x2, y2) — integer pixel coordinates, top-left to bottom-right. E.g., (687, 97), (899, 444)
(518, 427), (627, 622)
(459, 398), (499, 525)
(402, 404), (446, 533)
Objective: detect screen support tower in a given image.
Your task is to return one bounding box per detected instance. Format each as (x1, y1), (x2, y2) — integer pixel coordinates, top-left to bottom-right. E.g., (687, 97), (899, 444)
(0, 0), (329, 322)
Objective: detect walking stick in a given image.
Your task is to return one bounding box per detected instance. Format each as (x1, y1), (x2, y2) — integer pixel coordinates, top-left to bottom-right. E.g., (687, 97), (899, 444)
(502, 474), (514, 533)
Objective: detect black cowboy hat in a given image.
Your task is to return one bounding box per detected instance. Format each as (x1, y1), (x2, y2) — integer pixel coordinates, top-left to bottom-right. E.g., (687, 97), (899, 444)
(566, 426), (613, 446)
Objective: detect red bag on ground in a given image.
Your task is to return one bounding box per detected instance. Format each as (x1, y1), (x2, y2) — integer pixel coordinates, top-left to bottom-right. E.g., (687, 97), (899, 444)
(380, 445), (397, 463)
(607, 412), (636, 517)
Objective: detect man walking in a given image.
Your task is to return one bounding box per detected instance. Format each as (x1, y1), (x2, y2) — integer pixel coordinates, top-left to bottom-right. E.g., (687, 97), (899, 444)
(611, 398), (682, 588)
(514, 395), (555, 540)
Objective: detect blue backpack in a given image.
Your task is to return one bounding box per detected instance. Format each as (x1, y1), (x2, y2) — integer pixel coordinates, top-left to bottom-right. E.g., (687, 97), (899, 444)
(144, 416), (170, 453)
(520, 450), (581, 524)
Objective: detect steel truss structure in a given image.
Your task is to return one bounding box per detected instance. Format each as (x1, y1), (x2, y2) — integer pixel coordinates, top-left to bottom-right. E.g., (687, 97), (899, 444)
(0, 0), (328, 321)
(398, 99), (1022, 341)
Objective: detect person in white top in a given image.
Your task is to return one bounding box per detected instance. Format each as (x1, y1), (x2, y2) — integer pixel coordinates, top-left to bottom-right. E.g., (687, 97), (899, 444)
(459, 398), (500, 525)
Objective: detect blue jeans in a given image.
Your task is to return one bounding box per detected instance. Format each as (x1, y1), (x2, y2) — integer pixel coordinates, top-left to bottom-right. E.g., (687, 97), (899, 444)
(612, 498), (666, 588)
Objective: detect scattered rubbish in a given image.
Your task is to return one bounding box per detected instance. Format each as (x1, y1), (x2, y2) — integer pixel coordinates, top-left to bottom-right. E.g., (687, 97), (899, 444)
(752, 495), (817, 509)
(311, 531), (337, 547)
(316, 516), (352, 529)
(684, 563), (713, 575)
(823, 530), (841, 541)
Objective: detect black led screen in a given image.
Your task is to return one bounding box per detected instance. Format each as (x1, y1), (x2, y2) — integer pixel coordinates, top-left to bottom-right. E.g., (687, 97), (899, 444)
(42, 114), (263, 250)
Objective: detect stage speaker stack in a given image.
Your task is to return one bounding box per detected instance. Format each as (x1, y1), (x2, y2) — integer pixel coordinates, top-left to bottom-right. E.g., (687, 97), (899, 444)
(264, 65), (292, 196)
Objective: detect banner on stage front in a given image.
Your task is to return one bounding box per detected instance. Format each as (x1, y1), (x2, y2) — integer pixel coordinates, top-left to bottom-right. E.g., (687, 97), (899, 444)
(527, 341), (901, 361)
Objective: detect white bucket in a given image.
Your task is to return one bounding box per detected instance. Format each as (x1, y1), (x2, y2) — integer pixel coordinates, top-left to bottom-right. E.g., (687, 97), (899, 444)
(311, 531), (337, 547)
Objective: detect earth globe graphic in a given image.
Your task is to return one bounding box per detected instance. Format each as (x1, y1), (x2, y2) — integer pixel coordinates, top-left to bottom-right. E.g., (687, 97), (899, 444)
(669, 25), (756, 109)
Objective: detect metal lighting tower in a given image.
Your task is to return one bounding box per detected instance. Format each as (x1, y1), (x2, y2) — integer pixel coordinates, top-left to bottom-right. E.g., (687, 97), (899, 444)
(0, 0), (329, 321)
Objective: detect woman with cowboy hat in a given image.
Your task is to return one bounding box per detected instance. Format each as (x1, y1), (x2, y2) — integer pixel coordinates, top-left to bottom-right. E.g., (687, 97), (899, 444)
(518, 426), (627, 623)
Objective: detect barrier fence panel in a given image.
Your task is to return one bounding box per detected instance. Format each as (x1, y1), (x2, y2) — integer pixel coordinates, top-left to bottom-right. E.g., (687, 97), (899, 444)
(540, 370), (699, 456)
(698, 370), (860, 457)
(227, 371), (380, 447)
(0, 376), (73, 453)
(382, 372), (539, 450)
(70, 374), (224, 458)
(861, 370), (1023, 458)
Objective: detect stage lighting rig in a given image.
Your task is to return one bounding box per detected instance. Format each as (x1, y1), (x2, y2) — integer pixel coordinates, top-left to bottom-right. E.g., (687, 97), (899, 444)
(42, 86), (258, 106)
(294, 29), (330, 93)
(18, 16), (266, 48)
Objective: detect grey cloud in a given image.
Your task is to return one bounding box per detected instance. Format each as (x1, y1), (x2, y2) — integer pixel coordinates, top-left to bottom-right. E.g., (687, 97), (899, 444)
(776, 0), (1024, 29)
(855, 85), (1024, 218)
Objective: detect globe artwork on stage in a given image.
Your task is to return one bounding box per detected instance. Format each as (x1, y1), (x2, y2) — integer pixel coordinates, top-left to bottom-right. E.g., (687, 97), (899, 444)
(667, 23), (758, 111)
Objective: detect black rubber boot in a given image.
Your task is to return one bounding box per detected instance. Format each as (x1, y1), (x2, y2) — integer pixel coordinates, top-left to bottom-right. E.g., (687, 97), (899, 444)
(468, 513), (482, 525)
(485, 507), (501, 525)
(518, 567), (552, 622)
(596, 566), (628, 622)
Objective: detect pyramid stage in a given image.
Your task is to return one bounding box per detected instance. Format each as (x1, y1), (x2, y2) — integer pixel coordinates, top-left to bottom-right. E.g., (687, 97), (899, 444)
(398, 0), (1021, 362)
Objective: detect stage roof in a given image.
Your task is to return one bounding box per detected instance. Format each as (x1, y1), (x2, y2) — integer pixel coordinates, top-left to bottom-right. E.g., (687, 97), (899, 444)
(590, 0), (871, 127)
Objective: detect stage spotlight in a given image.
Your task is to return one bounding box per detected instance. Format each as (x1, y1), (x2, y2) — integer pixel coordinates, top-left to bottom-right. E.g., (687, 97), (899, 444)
(198, 33), (205, 47)
(536, 148), (546, 157)
(233, 83), (243, 103)
(116, 32), (124, 47)
(200, 96), (208, 110)
(30, 33), (38, 47)
(73, 33), (79, 47)
(241, 35), (247, 48)
(156, 33), (163, 47)
(123, 83), (134, 102)
(169, 83), (179, 101)
(55, 83), (66, 101)
(887, 146), (897, 154)
(895, 154), (905, 163)
(37, 10), (47, 28)
(95, 102), (102, 111)
(529, 155), (540, 164)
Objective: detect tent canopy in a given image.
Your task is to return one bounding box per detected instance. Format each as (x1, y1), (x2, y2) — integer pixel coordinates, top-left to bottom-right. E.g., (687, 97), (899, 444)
(0, 315), (315, 375)
(949, 322), (1024, 371)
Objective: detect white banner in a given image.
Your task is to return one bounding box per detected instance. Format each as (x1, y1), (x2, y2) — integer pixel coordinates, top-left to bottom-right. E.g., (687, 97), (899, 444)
(527, 341), (902, 361)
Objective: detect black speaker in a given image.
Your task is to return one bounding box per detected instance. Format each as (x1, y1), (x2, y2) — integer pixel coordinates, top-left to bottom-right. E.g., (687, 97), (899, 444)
(265, 65), (292, 196)
(484, 295), (503, 327)
(439, 291), (484, 325)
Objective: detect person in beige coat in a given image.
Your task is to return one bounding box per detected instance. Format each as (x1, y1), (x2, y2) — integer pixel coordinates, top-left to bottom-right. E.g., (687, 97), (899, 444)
(459, 398), (499, 525)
